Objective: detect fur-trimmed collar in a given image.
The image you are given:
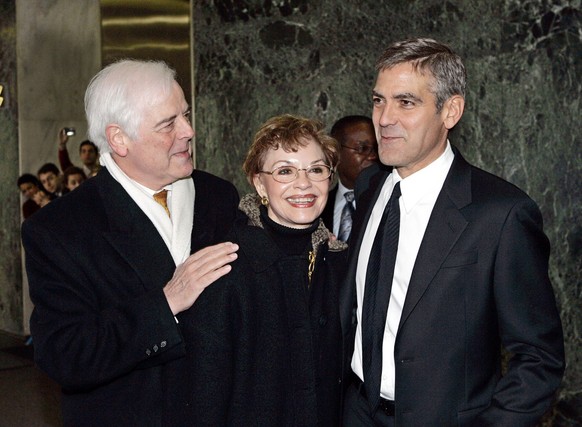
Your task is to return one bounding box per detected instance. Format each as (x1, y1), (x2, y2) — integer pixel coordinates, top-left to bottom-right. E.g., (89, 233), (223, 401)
(238, 193), (347, 254)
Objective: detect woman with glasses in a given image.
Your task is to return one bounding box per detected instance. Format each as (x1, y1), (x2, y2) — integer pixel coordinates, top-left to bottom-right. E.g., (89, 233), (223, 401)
(167, 114), (347, 426)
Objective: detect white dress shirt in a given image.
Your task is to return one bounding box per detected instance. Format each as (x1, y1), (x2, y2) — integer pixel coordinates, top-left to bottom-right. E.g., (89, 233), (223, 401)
(351, 142), (455, 400)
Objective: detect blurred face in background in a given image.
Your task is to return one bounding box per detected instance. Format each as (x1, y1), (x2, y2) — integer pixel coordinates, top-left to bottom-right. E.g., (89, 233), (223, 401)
(19, 182), (39, 200)
(66, 173), (86, 191)
(336, 121), (378, 189)
(80, 144), (99, 167)
(39, 171), (60, 194)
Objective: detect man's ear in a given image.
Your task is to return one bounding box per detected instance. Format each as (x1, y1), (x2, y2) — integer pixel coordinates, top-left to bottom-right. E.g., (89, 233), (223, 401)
(252, 174), (266, 198)
(442, 95), (465, 130)
(106, 124), (129, 157)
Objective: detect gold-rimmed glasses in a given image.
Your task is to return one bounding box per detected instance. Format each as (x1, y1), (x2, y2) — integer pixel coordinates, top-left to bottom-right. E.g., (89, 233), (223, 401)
(259, 164), (333, 183)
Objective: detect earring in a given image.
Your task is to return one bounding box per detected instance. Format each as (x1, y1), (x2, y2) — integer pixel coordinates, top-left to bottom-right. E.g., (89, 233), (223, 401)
(261, 196), (269, 206)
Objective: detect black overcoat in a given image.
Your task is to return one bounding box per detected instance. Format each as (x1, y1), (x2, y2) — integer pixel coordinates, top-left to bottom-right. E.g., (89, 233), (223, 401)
(165, 195), (348, 426)
(22, 167), (239, 427)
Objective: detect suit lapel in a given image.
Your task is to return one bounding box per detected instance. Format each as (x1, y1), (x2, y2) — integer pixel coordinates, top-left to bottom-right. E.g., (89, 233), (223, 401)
(98, 169), (176, 291)
(191, 170), (216, 253)
(321, 185), (338, 232)
(398, 150), (472, 330)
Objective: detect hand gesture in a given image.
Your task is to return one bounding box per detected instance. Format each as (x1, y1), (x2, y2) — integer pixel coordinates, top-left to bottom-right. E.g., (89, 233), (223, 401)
(58, 128), (69, 148)
(164, 242), (239, 315)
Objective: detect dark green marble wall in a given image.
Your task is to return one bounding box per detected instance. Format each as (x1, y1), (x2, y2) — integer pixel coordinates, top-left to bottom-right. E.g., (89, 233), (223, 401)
(193, 0), (581, 424)
(0, 0), (22, 334)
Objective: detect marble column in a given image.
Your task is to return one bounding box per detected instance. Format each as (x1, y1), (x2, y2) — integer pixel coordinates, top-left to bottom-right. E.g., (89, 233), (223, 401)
(0, 0), (100, 335)
(0, 0), (21, 334)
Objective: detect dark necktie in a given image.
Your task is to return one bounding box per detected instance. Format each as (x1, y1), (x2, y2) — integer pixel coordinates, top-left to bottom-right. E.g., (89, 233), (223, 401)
(338, 191), (355, 242)
(361, 181), (401, 410)
(153, 190), (171, 218)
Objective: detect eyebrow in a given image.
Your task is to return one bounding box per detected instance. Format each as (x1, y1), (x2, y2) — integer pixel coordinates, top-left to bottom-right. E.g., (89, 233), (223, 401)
(372, 90), (385, 100)
(153, 114), (177, 129)
(356, 140), (374, 146)
(271, 158), (327, 167)
(153, 107), (190, 129)
(372, 89), (423, 104)
(394, 92), (423, 103)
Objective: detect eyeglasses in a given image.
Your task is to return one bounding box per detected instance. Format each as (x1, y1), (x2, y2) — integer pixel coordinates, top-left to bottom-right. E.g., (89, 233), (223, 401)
(259, 164), (334, 183)
(341, 144), (377, 156)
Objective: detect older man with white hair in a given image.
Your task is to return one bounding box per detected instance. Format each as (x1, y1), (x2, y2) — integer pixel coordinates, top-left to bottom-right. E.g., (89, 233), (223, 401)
(22, 59), (240, 426)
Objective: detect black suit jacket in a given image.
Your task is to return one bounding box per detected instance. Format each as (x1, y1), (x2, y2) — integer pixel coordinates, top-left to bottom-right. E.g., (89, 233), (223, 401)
(321, 185), (338, 233)
(22, 167), (239, 427)
(322, 165), (384, 236)
(340, 146), (564, 426)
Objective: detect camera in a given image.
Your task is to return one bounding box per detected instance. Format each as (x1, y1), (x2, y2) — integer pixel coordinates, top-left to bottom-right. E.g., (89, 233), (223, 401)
(64, 127), (76, 136)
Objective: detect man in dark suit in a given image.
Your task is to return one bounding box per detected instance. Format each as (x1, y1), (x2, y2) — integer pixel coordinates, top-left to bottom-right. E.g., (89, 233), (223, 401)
(341, 38), (565, 426)
(321, 115), (378, 241)
(21, 60), (240, 426)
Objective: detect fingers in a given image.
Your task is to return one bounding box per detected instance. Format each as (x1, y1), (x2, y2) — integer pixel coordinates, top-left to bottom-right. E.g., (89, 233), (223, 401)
(58, 128), (69, 145)
(164, 242), (238, 315)
(184, 241), (237, 266)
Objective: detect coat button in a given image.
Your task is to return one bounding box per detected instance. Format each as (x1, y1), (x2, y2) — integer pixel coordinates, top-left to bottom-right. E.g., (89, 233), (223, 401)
(146, 349), (151, 356)
(319, 315), (328, 326)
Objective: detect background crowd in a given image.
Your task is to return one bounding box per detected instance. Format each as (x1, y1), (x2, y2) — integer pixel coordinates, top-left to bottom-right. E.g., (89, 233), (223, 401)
(16, 128), (100, 219)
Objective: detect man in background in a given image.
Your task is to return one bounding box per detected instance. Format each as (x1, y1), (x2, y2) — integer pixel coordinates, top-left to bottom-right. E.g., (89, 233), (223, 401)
(37, 162), (64, 196)
(321, 115), (378, 241)
(22, 59), (240, 426)
(58, 128), (102, 177)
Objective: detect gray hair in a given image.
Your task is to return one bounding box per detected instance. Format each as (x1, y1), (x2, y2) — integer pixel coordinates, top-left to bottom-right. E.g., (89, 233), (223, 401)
(85, 59), (177, 153)
(375, 38), (466, 112)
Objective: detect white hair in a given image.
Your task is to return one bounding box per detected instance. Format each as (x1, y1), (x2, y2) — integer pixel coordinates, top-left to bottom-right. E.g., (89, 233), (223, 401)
(85, 59), (177, 153)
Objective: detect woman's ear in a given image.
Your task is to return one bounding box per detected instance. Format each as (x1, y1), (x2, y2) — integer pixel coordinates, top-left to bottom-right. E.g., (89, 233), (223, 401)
(106, 124), (129, 157)
(442, 95), (465, 130)
(252, 174), (266, 198)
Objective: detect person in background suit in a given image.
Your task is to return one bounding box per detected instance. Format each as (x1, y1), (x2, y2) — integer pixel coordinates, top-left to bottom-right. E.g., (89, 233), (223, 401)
(341, 38), (565, 426)
(21, 59), (240, 427)
(321, 115), (378, 241)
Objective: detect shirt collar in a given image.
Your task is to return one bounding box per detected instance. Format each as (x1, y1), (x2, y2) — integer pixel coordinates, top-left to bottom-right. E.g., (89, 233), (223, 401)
(337, 180), (352, 197)
(100, 152), (172, 198)
(397, 141), (454, 213)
